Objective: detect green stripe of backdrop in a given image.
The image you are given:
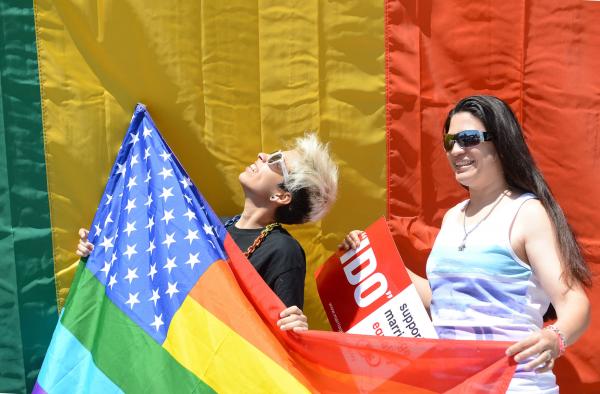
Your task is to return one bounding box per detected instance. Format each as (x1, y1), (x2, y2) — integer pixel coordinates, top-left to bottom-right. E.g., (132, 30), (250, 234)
(0, 1), (58, 393)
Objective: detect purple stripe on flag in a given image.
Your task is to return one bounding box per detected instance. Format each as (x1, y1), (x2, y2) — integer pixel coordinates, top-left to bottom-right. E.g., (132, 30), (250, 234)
(32, 382), (48, 394)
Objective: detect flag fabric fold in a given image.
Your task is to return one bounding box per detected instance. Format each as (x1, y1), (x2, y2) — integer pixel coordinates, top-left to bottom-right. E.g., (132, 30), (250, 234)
(35, 105), (515, 393)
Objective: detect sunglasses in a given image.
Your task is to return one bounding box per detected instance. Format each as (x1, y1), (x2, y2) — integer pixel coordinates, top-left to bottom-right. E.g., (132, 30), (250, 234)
(443, 129), (492, 152)
(266, 150), (289, 181)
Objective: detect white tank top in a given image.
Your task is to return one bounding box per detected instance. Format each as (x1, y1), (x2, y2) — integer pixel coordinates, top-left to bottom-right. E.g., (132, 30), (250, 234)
(426, 193), (558, 393)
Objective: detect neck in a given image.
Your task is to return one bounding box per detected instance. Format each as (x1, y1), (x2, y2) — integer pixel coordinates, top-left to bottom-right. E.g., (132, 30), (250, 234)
(467, 182), (510, 211)
(236, 199), (277, 229)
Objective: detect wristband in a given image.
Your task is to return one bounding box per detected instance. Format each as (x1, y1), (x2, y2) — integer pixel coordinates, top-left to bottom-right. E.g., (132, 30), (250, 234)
(544, 324), (567, 357)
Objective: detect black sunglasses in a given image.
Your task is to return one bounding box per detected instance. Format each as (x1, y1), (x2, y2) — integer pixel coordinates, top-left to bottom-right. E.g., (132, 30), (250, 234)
(443, 129), (492, 152)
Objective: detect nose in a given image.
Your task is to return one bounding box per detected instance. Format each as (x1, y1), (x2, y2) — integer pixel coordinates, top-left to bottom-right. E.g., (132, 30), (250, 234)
(449, 141), (465, 155)
(257, 153), (268, 162)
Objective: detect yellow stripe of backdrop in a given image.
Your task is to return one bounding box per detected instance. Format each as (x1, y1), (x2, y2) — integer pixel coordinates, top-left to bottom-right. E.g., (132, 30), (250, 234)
(35, 0), (385, 328)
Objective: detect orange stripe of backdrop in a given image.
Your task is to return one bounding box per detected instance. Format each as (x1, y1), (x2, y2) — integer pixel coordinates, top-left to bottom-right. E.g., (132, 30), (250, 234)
(34, 0), (386, 329)
(386, 0), (600, 392)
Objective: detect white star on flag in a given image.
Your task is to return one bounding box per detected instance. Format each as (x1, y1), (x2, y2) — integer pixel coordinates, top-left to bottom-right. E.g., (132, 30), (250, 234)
(147, 263), (158, 281)
(129, 132), (140, 146)
(184, 229), (199, 244)
(148, 288), (160, 306)
(104, 212), (113, 227)
(124, 267), (139, 284)
(130, 154), (139, 168)
(144, 170), (151, 183)
(144, 147), (151, 161)
(158, 167), (174, 180)
(144, 193), (153, 207)
(124, 221), (137, 237)
(159, 187), (174, 202)
(150, 314), (164, 331)
(161, 209), (175, 225)
(162, 233), (176, 249)
(143, 125), (153, 138)
(125, 198), (136, 214)
(99, 236), (115, 252)
(145, 216), (155, 232)
(108, 274), (117, 290)
(180, 177), (191, 189)
(163, 256), (177, 274)
(165, 282), (179, 298)
(125, 292), (140, 309)
(185, 253), (201, 270)
(100, 261), (111, 277)
(127, 176), (137, 191)
(123, 244), (138, 260)
(116, 162), (127, 176)
(159, 151), (171, 161)
(183, 208), (196, 221)
(146, 239), (156, 255)
(203, 223), (214, 235)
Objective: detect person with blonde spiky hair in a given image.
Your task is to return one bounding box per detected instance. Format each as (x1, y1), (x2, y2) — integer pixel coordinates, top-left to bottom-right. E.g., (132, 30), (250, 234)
(268, 133), (339, 225)
(78, 133), (338, 332)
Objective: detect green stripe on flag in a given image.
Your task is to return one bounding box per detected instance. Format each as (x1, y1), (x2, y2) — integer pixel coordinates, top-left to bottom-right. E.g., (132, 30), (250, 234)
(61, 263), (215, 393)
(0, 2), (57, 393)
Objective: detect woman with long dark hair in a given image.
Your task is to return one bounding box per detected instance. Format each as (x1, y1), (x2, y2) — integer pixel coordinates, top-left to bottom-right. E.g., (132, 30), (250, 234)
(342, 95), (591, 392)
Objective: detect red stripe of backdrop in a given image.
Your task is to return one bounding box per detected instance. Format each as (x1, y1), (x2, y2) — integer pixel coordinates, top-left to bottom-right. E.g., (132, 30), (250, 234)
(385, 0), (600, 392)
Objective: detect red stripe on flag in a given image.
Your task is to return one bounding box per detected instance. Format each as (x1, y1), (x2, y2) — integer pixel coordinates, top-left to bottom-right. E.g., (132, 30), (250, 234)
(187, 234), (516, 393)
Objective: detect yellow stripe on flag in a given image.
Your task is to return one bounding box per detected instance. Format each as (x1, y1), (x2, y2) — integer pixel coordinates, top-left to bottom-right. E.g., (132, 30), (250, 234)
(163, 296), (310, 394)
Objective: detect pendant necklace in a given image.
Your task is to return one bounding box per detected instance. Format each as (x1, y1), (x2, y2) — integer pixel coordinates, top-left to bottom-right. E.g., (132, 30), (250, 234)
(458, 190), (508, 251)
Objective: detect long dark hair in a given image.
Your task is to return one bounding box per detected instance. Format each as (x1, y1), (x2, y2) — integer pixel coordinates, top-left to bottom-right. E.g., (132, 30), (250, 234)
(443, 95), (591, 301)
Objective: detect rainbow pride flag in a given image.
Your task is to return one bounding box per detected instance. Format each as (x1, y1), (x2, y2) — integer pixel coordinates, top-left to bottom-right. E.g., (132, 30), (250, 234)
(34, 105), (515, 393)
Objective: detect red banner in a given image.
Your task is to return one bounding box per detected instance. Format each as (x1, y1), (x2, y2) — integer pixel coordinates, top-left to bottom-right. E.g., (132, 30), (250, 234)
(316, 217), (436, 339)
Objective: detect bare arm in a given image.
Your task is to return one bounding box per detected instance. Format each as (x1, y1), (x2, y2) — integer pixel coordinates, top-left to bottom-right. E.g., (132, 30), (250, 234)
(506, 200), (590, 371)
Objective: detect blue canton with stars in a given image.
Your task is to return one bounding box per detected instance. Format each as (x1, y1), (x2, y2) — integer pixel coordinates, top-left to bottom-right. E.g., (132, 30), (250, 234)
(85, 104), (228, 344)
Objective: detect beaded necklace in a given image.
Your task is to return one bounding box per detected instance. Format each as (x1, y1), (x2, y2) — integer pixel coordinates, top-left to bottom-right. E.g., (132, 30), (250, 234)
(224, 215), (281, 258)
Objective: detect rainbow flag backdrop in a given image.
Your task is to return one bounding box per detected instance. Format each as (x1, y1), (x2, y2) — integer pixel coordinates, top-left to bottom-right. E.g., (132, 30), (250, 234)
(1, 0), (599, 392)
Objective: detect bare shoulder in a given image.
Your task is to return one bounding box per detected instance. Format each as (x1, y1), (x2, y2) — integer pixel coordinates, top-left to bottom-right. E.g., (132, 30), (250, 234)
(442, 202), (464, 225)
(513, 198), (556, 247)
(515, 198), (551, 226)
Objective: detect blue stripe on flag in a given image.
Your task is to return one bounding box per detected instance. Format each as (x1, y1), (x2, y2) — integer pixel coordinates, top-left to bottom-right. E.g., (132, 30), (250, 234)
(36, 320), (123, 394)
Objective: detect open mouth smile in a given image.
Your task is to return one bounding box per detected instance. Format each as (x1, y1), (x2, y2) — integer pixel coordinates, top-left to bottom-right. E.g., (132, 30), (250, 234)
(455, 159), (475, 169)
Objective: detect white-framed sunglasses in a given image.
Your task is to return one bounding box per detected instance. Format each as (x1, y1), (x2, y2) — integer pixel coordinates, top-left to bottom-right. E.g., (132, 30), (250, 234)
(266, 150), (289, 182)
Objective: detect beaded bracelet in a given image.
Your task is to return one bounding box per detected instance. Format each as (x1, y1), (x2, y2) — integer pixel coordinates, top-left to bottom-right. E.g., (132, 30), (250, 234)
(544, 324), (567, 357)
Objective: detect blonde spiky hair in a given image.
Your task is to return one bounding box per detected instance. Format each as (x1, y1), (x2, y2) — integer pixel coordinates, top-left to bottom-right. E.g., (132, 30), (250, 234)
(283, 133), (338, 223)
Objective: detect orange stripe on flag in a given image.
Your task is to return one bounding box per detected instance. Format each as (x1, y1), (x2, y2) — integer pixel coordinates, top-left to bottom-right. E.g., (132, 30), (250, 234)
(186, 236), (516, 393)
(187, 259), (317, 391)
